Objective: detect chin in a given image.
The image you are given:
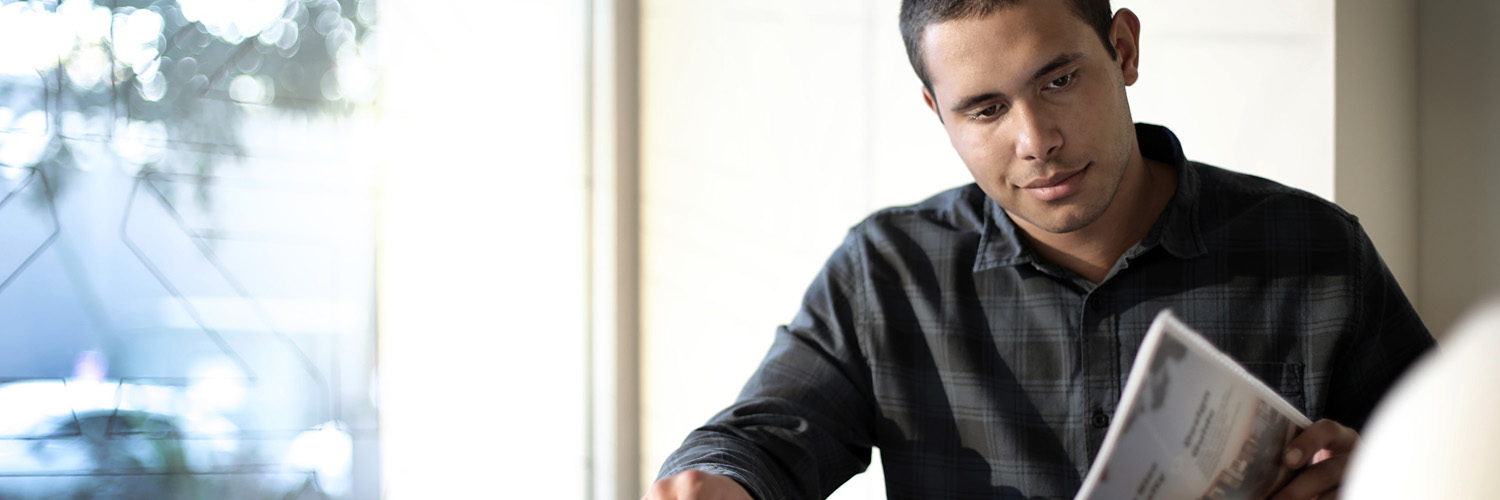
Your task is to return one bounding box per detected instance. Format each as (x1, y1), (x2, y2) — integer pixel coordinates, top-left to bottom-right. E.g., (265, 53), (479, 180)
(1027, 207), (1105, 234)
(1040, 219), (1092, 234)
(1019, 215), (1083, 234)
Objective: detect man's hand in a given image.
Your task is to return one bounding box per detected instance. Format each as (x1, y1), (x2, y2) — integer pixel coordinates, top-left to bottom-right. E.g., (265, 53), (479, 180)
(1271, 418), (1359, 500)
(642, 469), (754, 500)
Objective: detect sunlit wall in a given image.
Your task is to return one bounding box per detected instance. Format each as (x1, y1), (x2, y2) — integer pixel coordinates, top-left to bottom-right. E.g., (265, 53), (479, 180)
(375, 0), (591, 498)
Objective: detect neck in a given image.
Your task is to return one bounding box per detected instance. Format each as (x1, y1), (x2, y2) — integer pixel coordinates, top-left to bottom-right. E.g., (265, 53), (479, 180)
(1017, 155), (1177, 284)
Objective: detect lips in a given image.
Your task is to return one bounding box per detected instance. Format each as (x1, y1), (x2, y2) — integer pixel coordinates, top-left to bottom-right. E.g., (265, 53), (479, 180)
(1021, 163), (1089, 202)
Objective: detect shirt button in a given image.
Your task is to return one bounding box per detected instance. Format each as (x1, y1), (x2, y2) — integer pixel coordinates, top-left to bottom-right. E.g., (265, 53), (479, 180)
(1091, 410), (1110, 429)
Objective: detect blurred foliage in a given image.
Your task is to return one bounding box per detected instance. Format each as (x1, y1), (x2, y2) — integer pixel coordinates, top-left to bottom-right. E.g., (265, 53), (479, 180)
(0, 0), (378, 205)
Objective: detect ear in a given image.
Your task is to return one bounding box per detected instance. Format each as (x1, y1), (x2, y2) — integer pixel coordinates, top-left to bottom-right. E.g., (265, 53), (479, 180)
(1110, 8), (1142, 86)
(922, 85), (945, 124)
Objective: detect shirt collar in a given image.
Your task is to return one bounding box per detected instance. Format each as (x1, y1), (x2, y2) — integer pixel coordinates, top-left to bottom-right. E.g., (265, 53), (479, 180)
(973, 123), (1206, 273)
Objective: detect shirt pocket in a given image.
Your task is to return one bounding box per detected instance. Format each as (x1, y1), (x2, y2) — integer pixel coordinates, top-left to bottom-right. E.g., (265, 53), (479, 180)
(1240, 362), (1306, 415)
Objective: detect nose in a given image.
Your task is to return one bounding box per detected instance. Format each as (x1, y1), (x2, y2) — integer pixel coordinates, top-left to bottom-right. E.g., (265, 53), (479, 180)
(1013, 104), (1062, 162)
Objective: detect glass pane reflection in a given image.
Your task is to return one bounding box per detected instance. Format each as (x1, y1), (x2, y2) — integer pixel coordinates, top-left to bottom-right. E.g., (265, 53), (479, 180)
(0, 0), (379, 498)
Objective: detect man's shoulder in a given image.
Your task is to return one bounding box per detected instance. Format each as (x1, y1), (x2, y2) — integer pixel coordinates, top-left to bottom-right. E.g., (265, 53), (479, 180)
(1192, 162), (1360, 232)
(827, 184), (992, 269)
(850, 183), (990, 239)
(828, 184), (991, 280)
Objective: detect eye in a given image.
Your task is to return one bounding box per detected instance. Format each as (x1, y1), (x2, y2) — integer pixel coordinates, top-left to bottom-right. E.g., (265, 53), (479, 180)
(967, 104), (1004, 121)
(1046, 72), (1076, 89)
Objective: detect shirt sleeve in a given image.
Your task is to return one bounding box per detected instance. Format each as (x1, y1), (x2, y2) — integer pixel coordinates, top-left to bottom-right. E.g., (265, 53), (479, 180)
(656, 232), (878, 500)
(1322, 221), (1437, 431)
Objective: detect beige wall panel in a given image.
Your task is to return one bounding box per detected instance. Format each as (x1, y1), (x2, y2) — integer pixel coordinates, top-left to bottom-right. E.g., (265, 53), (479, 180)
(1333, 0), (1420, 305)
(1418, 0), (1500, 335)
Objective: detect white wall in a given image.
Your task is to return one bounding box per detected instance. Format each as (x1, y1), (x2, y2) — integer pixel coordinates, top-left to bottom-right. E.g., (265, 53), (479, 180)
(378, 1), (590, 498)
(1119, 0), (1336, 199)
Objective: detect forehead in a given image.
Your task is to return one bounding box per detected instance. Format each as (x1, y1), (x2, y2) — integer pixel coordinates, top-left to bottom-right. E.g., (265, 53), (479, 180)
(922, 1), (1098, 96)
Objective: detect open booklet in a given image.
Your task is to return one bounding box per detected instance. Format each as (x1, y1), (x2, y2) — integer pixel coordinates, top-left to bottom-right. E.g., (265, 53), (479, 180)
(1074, 310), (1312, 500)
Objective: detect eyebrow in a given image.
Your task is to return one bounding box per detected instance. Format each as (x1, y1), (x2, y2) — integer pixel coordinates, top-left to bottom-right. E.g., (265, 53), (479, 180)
(947, 52), (1087, 113)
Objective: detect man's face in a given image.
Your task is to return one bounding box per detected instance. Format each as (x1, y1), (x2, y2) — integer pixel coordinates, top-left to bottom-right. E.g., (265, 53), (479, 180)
(921, 1), (1140, 234)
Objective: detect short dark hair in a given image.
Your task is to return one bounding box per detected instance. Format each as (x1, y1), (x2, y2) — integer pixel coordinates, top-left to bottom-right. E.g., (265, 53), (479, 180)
(900, 0), (1116, 95)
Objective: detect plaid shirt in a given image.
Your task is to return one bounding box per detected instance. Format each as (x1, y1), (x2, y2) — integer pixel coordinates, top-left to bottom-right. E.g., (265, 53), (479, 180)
(658, 124), (1435, 500)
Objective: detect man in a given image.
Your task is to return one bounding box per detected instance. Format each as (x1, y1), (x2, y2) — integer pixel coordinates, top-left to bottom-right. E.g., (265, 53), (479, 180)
(645, 1), (1434, 499)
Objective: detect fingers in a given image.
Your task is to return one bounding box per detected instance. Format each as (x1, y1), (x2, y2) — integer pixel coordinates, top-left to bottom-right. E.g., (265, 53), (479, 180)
(1283, 419), (1359, 469)
(642, 469), (754, 500)
(1269, 453), (1349, 500)
(1270, 419), (1359, 500)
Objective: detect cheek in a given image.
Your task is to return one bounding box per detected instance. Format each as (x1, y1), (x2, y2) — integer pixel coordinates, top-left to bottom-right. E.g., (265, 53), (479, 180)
(953, 128), (1012, 184)
(1077, 79), (1132, 146)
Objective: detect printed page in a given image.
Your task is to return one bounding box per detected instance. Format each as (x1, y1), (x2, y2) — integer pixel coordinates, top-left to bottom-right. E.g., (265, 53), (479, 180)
(1074, 310), (1312, 500)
